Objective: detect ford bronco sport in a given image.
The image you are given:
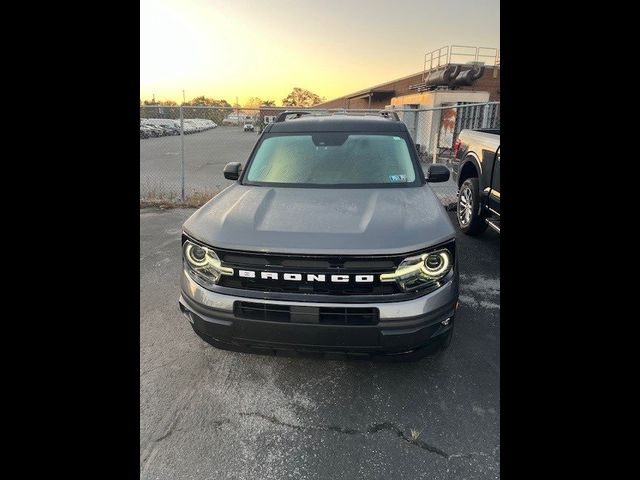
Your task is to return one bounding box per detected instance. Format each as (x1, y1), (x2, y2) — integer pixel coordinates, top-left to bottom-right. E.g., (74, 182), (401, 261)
(179, 111), (459, 359)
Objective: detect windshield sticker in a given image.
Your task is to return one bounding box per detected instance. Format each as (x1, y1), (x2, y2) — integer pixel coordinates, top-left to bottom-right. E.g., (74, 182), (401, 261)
(389, 174), (407, 183)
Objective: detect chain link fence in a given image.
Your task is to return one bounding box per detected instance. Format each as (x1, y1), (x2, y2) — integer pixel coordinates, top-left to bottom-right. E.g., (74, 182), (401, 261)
(140, 102), (499, 207)
(393, 101), (500, 205)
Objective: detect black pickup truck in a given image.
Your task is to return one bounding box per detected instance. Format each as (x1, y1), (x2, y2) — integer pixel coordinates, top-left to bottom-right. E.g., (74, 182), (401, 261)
(451, 129), (500, 235)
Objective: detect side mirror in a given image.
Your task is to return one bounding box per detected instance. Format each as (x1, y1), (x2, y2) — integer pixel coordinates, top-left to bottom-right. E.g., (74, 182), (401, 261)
(426, 163), (450, 183)
(223, 162), (242, 180)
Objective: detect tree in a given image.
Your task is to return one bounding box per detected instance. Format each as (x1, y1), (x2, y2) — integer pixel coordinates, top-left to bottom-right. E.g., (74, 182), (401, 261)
(140, 99), (180, 120)
(244, 97), (277, 108)
(244, 97), (263, 109)
(180, 96), (233, 124)
(141, 99), (178, 106)
(184, 96), (231, 108)
(281, 88), (325, 107)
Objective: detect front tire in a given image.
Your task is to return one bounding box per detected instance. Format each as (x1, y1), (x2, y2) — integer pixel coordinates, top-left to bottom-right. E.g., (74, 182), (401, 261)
(457, 177), (488, 235)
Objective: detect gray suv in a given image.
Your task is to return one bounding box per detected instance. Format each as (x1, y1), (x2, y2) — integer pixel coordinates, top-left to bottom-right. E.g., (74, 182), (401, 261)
(179, 111), (459, 360)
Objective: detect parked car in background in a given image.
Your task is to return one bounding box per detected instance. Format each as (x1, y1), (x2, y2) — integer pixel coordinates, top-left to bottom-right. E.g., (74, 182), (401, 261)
(160, 124), (180, 136)
(190, 119), (205, 132)
(143, 119), (175, 134)
(243, 123), (255, 132)
(140, 124), (163, 137)
(451, 129), (500, 235)
(182, 120), (198, 134)
(150, 125), (165, 136)
(224, 114), (257, 125)
(139, 117), (216, 137)
(140, 125), (152, 138)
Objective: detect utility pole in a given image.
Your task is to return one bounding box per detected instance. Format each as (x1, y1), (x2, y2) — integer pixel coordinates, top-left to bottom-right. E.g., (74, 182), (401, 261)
(180, 104), (185, 201)
(236, 96), (239, 126)
(182, 90), (186, 105)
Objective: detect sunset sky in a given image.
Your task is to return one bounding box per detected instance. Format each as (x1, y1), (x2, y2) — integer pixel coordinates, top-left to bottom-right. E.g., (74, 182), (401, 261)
(140, 0), (499, 105)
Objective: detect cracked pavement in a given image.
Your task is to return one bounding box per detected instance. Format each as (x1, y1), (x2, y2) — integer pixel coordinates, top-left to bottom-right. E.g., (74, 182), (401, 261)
(140, 209), (500, 479)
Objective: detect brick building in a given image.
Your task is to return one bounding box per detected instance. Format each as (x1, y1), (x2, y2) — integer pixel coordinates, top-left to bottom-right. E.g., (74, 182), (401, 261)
(315, 45), (500, 110)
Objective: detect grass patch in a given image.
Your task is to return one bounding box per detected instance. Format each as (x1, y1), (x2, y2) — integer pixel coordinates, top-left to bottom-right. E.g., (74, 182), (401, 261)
(140, 190), (219, 209)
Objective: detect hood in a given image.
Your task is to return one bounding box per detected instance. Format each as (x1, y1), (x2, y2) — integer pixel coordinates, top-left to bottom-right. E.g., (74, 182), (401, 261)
(183, 184), (455, 255)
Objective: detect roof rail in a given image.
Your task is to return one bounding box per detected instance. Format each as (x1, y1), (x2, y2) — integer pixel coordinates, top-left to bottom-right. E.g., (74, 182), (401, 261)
(332, 110), (400, 121)
(275, 111), (314, 122)
(275, 109), (399, 122)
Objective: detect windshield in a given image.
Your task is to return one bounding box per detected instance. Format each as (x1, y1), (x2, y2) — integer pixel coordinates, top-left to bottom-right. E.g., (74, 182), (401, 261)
(243, 133), (420, 187)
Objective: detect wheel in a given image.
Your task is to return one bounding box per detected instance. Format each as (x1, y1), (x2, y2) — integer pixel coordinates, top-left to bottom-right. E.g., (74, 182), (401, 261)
(457, 177), (488, 235)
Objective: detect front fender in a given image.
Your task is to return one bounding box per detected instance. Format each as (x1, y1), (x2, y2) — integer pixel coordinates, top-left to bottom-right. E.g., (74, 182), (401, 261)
(457, 153), (482, 188)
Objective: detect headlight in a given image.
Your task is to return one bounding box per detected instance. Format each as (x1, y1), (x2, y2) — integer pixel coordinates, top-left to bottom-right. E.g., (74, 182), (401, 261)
(183, 240), (233, 288)
(380, 248), (453, 291)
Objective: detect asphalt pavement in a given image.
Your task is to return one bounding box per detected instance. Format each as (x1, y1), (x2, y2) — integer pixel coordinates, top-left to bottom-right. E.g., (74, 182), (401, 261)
(140, 208), (500, 480)
(140, 127), (258, 198)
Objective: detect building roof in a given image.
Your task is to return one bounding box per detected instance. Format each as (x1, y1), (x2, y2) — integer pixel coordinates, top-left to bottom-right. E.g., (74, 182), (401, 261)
(316, 71), (424, 106)
(316, 64), (500, 107)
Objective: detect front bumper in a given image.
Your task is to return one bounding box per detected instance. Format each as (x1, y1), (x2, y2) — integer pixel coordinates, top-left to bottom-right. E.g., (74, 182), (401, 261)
(179, 268), (459, 358)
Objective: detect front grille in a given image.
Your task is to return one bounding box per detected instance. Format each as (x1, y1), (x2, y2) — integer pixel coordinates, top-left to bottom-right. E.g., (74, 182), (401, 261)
(234, 301), (379, 325)
(220, 276), (399, 295)
(216, 249), (405, 296)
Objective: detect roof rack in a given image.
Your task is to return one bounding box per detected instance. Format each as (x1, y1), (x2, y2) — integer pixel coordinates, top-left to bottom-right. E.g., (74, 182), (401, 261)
(275, 109), (399, 122)
(274, 111), (313, 122)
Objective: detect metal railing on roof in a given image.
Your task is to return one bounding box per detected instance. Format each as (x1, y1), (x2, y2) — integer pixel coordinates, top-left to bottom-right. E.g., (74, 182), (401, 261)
(423, 45), (500, 81)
